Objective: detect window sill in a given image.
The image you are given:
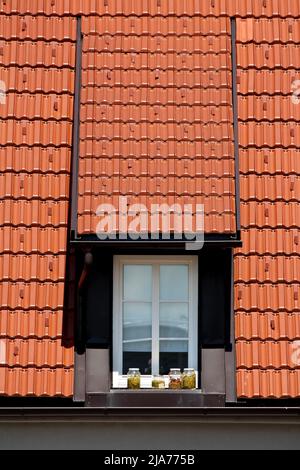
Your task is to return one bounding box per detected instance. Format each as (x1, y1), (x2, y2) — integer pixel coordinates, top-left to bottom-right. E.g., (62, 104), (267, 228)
(85, 390), (225, 408)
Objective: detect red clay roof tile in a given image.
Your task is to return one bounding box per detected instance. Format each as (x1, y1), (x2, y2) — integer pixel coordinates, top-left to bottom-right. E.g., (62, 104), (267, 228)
(0, 15), (76, 41)
(77, 10), (236, 235)
(0, 67), (75, 93)
(235, 312), (300, 341)
(2, 338), (74, 368)
(0, 367), (73, 397)
(0, 309), (64, 339)
(1, 0), (300, 400)
(0, 9), (75, 397)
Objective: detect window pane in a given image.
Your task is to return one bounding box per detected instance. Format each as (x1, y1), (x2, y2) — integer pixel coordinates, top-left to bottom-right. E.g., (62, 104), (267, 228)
(159, 265), (188, 301)
(123, 302), (152, 341)
(159, 302), (188, 338)
(123, 340), (152, 375)
(159, 340), (188, 374)
(160, 339), (188, 352)
(123, 265), (152, 301)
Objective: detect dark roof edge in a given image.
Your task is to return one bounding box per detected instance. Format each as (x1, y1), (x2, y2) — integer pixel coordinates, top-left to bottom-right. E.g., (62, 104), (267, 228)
(0, 407), (299, 423)
(70, 233), (242, 248)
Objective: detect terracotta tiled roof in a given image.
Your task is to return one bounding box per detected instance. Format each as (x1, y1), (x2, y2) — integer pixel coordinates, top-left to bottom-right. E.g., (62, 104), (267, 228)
(77, 9), (236, 235)
(235, 11), (300, 398)
(0, 0), (300, 400)
(0, 11), (75, 396)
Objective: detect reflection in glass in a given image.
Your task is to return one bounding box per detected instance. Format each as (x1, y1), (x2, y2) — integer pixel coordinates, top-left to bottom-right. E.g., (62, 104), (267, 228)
(123, 265), (152, 301)
(122, 264), (152, 374)
(159, 302), (188, 338)
(159, 340), (188, 374)
(159, 265), (188, 301)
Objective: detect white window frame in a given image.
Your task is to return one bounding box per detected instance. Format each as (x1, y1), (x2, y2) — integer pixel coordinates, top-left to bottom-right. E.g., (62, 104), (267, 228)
(112, 255), (198, 388)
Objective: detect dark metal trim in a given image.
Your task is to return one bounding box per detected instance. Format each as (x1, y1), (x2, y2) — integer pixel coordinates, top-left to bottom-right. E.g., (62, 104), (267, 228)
(86, 392), (225, 408)
(78, 251), (93, 291)
(70, 16), (82, 239)
(225, 249), (237, 403)
(230, 17), (241, 238)
(70, 236), (242, 248)
(73, 351), (86, 402)
(0, 407), (300, 420)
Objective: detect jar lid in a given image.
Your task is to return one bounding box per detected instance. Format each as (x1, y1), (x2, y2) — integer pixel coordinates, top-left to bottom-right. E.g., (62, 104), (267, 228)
(169, 368), (181, 372)
(183, 368), (195, 372)
(128, 368), (140, 371)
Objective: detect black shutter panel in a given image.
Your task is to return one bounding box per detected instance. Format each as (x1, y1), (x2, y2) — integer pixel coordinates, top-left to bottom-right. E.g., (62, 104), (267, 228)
(198, 248), (232, 348)
(85, 253), (113, 347)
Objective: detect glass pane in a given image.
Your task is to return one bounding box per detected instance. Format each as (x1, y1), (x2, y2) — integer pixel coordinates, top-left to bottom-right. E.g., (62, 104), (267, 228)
(123, 265), (152, 301)
(159, 340), (188, 374)
(123, 339), (152, 352)
(160, 339), (188, 352)
(123, 302), (152, 341)
(159, 302), (188, 338)
(159, 265), (188, 301)
(123, 340), (152, 375)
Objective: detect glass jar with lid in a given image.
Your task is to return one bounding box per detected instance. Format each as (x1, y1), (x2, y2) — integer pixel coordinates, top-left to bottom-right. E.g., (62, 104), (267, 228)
(181, 368), (196, 389)
(127, 368), (141, 389)
(168, 368), (182, 389)
(152, 375), (165, 389)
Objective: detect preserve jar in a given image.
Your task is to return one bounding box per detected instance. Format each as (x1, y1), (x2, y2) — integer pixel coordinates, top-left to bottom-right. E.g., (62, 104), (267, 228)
(168, 368), (182, 389)
(181, 368), (196, 389)
(152, 375), (165, 389)
(127, 368), (141, 389)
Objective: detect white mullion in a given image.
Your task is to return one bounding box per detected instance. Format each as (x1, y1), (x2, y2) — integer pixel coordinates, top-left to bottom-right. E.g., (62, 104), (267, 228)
(152, 263), (160, 375)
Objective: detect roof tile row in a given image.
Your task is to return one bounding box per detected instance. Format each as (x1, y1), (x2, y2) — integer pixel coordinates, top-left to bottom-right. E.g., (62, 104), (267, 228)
(239, 149), (300, 175)
(238, 95), (300, 121)
(0, 227), (67, 254)
(77, 212), (236, 236)
(236, 340), (300, 369)
(0, 309), (64, 340)
(82, 68), (231, 88)
(235, 255), (300, 283)
(235, 283), (300, 312)
(236, 229), (300, 255)
(1, 0), (300, 18)
(0, 367), (73, 397)
(236, 17), (300, 43)
(240, 174), (300, 201)
(0, 93), (73, 120)
(240, 202), (300, 228)
(82, 15), (230, 36)
(238, 122), (300, 147)
(0, 282), (65, 309)
(236, 312), (300, 341)
(81, 103), (232, 123)
(237, 369), (300, 398)
(0, 147), (71, 174)
(237, 43), (300, 68)
(0, 254), (66, 281)
(82, 33), (231, 54)
(0, 67), (75, 93)
(80, 87), (232, 106)
(81, 51), (231, 71)
(0, 119), (72, 145)
(0, 40), (75, 67)
(80, 122), (233, 141)
(79, 138), (234, 158)
(78, 176), (235, 197)
(0, 173), (70, 199)
(237, 69), (300, 95)
(0, 338), (74, 368)
(0, 200), (68, 226)
(0, 15), (76, 40)
(79, 157), (235, 178)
